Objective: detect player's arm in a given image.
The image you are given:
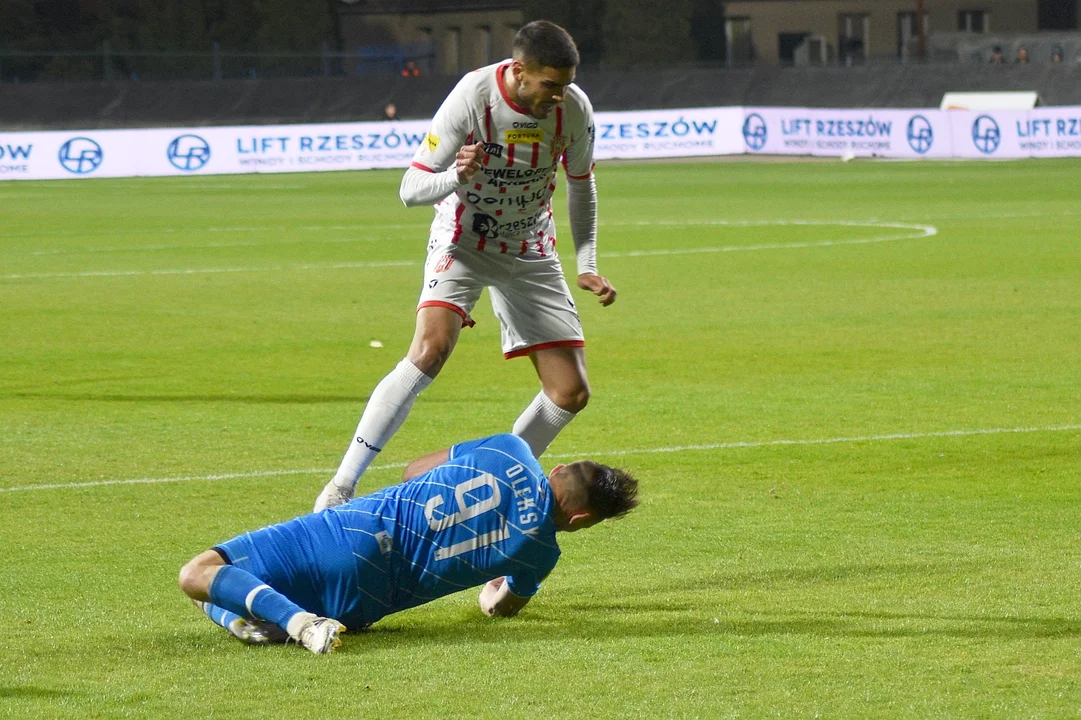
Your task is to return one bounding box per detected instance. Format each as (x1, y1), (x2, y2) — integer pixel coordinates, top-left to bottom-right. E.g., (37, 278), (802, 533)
(402, 448), (449, 481)
(401, 434), (508, 480)
(399, 83), (483, 207)
(563, 93), (616, 307)
(478, 577), (532, 618)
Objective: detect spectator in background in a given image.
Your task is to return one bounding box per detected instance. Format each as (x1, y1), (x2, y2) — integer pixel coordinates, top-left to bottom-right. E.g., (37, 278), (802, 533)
(383, 102), (399, 121)
(1051, 47), (1064, 63)
(990, 46), (1004, 64)
(401, 59), (421, 77)
(1016, 46), (1029, 64)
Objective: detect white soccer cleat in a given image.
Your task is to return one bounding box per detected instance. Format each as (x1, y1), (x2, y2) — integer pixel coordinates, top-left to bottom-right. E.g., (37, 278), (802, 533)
(291, 613), (346, 655)
(313, 481), (354, 512)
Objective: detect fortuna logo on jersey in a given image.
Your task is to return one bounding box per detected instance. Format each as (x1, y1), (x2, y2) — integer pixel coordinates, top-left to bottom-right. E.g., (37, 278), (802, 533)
(434, 254), (455, 273)
(505, 129), (543, 144)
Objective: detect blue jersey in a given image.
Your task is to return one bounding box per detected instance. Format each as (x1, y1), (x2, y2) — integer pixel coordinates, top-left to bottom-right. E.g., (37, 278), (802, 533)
(215, 434), (560, 627)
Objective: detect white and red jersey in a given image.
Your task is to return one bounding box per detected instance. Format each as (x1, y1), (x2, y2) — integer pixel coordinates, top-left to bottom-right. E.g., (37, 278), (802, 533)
(407, 60), (596, 261)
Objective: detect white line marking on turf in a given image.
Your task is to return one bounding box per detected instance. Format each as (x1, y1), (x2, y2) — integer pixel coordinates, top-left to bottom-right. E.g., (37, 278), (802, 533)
(0, 219), (937, 280)
(1, 423), (1077, 494)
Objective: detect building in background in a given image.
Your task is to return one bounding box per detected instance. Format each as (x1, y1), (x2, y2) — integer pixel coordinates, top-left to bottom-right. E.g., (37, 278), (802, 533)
(336, 0), (523, 76)
(719, 0), (1051, 65)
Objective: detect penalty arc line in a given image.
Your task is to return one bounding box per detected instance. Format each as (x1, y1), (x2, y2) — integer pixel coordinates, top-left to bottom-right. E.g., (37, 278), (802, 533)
(1, 423), (1078, 494)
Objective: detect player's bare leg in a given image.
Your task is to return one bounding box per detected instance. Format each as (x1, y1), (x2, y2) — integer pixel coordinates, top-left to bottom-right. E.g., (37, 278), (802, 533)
(512, 345), (590, 457)
(315, 306), (462, 511)
(179, 550), (345, 654)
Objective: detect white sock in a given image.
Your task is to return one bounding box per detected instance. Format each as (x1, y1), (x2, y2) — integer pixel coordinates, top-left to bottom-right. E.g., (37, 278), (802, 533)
(332, 359), (433, 490)
(512, 391), (577, 458)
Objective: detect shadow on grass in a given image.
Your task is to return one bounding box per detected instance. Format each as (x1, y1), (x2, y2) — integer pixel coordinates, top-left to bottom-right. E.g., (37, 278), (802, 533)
(161, 561), (1081, 655)
(0, 686), (74, 699)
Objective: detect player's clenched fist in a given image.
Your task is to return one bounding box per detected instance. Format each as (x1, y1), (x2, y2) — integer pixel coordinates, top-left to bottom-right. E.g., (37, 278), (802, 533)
(455, 142), (488, 183)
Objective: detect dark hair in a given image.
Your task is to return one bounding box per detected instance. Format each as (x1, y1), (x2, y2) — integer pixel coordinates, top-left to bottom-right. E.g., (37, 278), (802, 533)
(571, 461), (639, 520)
(513, 20), (580, 69)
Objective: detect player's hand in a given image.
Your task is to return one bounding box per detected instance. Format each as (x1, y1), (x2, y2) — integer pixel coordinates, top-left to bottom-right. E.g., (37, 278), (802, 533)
(577, 273), (617, 306)
(478, 577), (506, 617)
(455, 142), (488, 183)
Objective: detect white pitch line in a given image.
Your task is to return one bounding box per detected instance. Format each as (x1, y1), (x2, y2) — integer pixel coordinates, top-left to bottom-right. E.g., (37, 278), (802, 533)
(1, 423), (1077, 495)
(0, 219), (937, 280)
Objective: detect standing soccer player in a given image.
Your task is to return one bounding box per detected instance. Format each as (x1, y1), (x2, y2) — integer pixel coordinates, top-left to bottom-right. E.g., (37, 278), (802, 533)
(315, 21), (616, 511)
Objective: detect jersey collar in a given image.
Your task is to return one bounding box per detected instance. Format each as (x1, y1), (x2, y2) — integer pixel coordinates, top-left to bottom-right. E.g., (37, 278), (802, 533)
(496, 63), (533, 116)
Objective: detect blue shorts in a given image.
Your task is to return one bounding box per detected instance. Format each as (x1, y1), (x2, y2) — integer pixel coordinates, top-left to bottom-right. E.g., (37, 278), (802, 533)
(214, 511), (391, 628)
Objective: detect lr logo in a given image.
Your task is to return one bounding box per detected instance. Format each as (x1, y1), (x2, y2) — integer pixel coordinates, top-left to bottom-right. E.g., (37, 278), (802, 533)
(906, 115), (934, 154)
(972, 115), (1001, 154)
(742, 113), (768, 151)
(58, 138), (103, 175)
(167, 134), (211, 171)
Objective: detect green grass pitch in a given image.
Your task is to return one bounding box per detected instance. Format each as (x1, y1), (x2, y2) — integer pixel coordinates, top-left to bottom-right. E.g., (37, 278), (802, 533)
(1, 158), (1080, 718)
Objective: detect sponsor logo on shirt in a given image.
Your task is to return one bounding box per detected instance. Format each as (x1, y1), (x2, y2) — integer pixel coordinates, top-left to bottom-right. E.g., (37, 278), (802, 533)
(505, 129), (544, 144)
(425, 133), (440, 151)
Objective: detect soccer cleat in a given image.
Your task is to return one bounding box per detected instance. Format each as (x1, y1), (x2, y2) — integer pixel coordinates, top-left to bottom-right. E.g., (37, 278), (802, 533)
(291, 612), (346, 655)
(228, 617), (289, 645)
(313, 481), (354, 512)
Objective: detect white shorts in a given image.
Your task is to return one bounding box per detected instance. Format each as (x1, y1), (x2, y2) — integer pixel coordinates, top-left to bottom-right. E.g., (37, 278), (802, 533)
(418, 243), (585, 359)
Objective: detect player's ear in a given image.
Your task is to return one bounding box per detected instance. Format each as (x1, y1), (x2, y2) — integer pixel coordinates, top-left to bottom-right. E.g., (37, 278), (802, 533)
(566, 511), (599, 533)
(549, 464), (566, 480)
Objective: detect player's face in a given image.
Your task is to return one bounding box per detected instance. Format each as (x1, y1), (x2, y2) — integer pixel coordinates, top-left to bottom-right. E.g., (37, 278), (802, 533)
(513, 60), (575, 119)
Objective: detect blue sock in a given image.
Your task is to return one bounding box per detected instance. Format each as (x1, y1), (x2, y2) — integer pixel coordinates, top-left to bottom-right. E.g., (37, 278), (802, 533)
(208, 565), (305, 631)
(199, 602), (244, 631)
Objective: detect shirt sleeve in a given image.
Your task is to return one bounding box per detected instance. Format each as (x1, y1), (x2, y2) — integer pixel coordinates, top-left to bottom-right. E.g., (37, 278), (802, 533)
(505, 553), (557, 597)
(561, 92), (598, 276)
(449, 433), (507, 460)
(401, 80), (475, 206)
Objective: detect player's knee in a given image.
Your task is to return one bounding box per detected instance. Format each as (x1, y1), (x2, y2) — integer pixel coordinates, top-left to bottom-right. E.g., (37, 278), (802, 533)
(178, 558), (208, 598)
(408, 339), (453, 376)
(551, 384), (590, 413)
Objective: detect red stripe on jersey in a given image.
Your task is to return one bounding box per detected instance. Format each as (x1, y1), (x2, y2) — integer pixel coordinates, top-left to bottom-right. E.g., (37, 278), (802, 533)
(474, 183), (482, 190)
(496, 63), (531, 115)
(530, 143), (539, 168)
(450, 204), (466, 244)
(499, 242), (508, 254)
(520, 240), (528, 256)
(477, 235), (487, 252)
(499, 186), (507, 194)
(506, 143), (515, 167)
(411, 162), (435, 173)
(466, 131), (474, 145)
(535, 241), (546, 258)
(504, 340), (585, 360)
(495, 209), (503, 216)
(484, 106), (493, 142)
